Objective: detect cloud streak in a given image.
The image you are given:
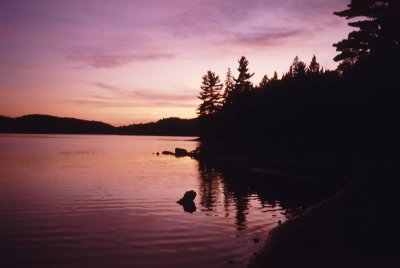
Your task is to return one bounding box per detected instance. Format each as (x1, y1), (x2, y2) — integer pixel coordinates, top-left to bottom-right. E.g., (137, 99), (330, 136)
(94, 82), (121, 91)
(68, 52), (176, 68)
(219, 28), (306, 48)
(130, 89), (197, 102)
(81, 83), (199, 109)
(92, 82), (197, 102)
(67, 99), (196, 109)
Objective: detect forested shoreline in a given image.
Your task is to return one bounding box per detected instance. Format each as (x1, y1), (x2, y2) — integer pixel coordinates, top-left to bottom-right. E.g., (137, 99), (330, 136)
(195, 0), (400, 157)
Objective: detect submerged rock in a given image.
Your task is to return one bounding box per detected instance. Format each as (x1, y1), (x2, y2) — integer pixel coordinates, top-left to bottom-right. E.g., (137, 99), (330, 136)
(162, 151), (174, 155)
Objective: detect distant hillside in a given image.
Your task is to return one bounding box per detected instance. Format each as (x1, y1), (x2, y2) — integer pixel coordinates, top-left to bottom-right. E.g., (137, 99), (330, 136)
(0, 114), (199, 136)
(118, 117), (200, 136)
(0, 114), (116, 134)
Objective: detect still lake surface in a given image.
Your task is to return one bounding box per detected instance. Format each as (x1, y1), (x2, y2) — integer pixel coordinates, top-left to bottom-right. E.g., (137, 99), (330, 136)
(0, 134), (308, 268)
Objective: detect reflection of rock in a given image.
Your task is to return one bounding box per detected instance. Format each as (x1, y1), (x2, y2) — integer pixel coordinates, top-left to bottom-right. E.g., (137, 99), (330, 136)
(181, 201), (197, 213)
(177, 190), (197, 213)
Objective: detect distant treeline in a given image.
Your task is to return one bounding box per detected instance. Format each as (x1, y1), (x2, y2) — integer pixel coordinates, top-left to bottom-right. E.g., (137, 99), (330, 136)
(119, 117), (199, 136)
(0, 115), (199, 137)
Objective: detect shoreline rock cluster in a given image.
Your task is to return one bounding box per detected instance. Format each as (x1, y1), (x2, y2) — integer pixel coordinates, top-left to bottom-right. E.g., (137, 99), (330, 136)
(161, 147), (200, 158)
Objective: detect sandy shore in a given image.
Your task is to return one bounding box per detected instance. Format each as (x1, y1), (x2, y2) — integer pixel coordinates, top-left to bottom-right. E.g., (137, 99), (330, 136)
(249, 164), (400, 268)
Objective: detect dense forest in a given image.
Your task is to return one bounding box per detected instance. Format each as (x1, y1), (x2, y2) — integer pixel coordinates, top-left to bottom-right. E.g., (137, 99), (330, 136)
(196, 0), (400, 156)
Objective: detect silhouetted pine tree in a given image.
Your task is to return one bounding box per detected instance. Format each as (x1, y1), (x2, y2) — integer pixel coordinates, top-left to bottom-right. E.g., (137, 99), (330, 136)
(291, 56), (307, 77)
(197, 71), (223, 116)
(233, 56), (254, 96)
(272, 71), (278, 81)
(222, 68), (235, 105)
(284, 65), (293, 79)
(307, 55), (321, 75)
(258, 74), (269, 88)
(333, 0), (400, 71)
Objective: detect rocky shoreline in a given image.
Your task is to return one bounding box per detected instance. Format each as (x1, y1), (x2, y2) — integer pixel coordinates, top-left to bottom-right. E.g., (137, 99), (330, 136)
(249, 162), (400, 268)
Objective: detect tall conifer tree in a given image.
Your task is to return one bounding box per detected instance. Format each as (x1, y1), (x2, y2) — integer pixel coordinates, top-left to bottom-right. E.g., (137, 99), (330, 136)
(197, 71), (223, 116)
(307, 55), (321, 75)
(222, 68), (235, 105)
(258, 75), (270, 88)
(333, 0), (400, 70)
(233, 56), (254, 95)
(291, 56), (307, 77)
(272, 71), (278, 81)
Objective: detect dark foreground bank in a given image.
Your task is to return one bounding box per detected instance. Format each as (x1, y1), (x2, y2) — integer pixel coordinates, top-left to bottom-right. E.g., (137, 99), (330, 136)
(249, 158), (400, 268)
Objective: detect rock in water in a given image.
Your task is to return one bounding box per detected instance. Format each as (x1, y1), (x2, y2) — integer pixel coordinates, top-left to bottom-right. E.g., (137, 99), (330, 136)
(177, 190), (197, 213)
(177, 190), (196, 204)
(175, 148), (188, 157)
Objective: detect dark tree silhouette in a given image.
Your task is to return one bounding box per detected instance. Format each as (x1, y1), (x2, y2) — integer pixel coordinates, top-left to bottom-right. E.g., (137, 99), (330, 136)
(272, 71), (279, 81)
(333, 0), (400, 71)
(288, 65), (293, 78)
(233, 56), (254, 96)
(291, 56), (307, 77)
(222, 68), (235, 105)
(197, 71), (223, 116)
(258, 74), (270, 88)
(307, 55), (321, 75)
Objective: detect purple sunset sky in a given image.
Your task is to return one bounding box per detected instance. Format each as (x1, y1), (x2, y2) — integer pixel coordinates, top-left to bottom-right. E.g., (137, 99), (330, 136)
(0, 0), (351, 125)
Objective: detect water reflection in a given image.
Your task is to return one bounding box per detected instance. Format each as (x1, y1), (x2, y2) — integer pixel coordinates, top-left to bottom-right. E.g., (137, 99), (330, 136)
(196, 157), (347, 229)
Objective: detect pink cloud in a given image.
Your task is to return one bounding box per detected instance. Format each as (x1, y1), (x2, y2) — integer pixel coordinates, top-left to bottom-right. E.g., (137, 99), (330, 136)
(218, 28), (305, 48)
(94, 82), (121, 91)
(67, 99), (196, 108)
(130, 89), (197, 102)
(68, 52), (176, 68)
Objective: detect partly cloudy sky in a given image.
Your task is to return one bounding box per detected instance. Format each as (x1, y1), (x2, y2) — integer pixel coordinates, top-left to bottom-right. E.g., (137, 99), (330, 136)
(0, 0), (351, 125)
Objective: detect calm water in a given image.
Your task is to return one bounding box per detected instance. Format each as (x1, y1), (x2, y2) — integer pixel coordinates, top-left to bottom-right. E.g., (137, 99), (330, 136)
(0, 134), (298, 268)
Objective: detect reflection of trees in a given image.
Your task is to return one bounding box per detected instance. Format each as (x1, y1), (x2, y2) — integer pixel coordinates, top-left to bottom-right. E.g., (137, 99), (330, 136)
(197, 162), (221, 211)
(232, 192), (249, 228)
(196, 157), (348, 227)
(197, 160), (250, 228)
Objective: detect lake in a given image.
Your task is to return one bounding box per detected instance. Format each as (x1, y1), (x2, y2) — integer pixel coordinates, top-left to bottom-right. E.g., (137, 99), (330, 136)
(0, 134), (316, 268)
